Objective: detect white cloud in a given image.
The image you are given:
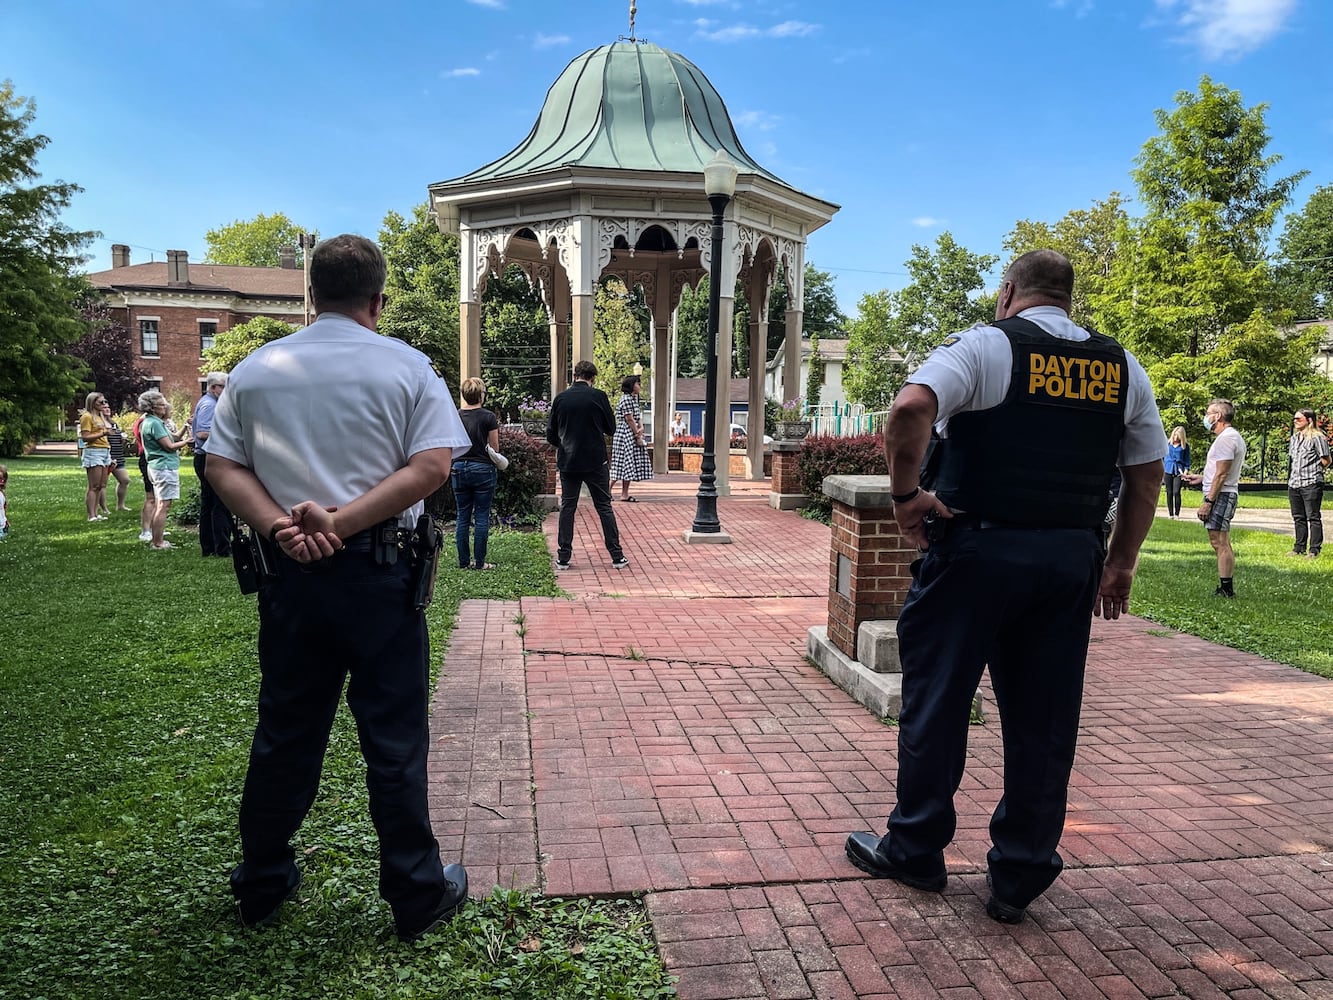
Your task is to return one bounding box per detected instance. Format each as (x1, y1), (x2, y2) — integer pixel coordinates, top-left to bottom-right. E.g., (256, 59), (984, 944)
(1155, 0), (1297, 59)
(465, 0), (504, 7)
(734, 110), (781, 131)
(912, 216), (944, 228)
(769, 20), (819, 38)
(442, 67), (481, 78)
(693, 17), (820, 42)
(534, 33), (571, 48)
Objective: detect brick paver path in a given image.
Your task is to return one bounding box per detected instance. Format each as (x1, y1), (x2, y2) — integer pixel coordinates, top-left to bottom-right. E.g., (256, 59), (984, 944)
(429, 473), (1333, 998)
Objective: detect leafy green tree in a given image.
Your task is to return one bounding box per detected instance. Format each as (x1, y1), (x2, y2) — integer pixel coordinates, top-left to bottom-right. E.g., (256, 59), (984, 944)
(675, 278), (709, 379)
(594, 277), (649, 397)
(1276, 183), (1333, 319)
(804, 330), (823, 407)
(204, 212), (313, 267)
(0, 81), (95, 455)
(379, 290), (460, 383)
(766, 264), (845, 362)
(1093, 77), (1312, 423)
(1003, 193), (1128, 328)
(481, 266), (549, 418)
(843, 233), (997, 409)
(1096, 76), (1306, 362)
(200, 316), (296, 372)
(380, 204), (459, 305)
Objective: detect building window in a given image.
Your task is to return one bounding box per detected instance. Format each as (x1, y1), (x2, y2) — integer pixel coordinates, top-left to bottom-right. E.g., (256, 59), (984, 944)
(199, 320), (217, 355)
(139, 319), (159, 356)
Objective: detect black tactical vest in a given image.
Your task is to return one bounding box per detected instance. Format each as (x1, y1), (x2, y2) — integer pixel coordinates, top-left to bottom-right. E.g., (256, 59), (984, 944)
(930, 316), (1127, 529)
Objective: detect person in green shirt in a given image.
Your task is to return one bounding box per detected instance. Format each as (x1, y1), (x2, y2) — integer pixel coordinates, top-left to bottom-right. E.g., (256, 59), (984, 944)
(137, 391), (192, 549)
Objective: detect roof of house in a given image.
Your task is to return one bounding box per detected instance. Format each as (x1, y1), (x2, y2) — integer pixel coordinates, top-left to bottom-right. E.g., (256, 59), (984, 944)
(443, 42), (785, 186)
(674, 377), (754, 405)
(87, 261), (304, 299)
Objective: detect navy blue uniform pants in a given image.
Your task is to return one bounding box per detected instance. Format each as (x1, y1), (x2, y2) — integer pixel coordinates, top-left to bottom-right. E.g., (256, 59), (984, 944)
(556, 464), (623, 563)
(193, 452), (232, 556)
(231, 550), (448, 929)
(879, 525), (1104, 909)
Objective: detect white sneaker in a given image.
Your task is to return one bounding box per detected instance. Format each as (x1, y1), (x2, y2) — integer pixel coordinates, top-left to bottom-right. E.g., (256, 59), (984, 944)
(138, 530), (153, 542)
(151, 540), (173, 550)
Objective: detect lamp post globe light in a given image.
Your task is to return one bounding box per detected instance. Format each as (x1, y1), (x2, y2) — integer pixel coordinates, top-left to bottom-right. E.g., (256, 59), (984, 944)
(691, 149), (739, 535)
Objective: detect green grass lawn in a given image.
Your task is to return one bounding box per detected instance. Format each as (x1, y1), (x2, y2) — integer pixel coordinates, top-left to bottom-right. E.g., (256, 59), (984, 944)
(1130, 515), (1333, 677)
(1163, 486), (1293, 510)
(0, 457), (674, 1000)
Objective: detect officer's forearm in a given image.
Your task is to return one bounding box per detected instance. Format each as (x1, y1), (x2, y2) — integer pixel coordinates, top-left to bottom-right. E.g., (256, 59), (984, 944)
(328, 447), (452, 538)
(1106, 459), (1162, 569)
(883, 384), (939, 492)
(205, 456), (288, 535)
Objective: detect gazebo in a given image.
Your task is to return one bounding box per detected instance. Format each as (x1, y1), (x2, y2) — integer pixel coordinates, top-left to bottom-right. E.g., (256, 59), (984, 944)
(427, 39), (838, 487)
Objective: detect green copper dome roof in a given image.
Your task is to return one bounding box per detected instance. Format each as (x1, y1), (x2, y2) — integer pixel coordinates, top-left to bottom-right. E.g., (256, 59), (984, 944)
(450, 41), (784, 185)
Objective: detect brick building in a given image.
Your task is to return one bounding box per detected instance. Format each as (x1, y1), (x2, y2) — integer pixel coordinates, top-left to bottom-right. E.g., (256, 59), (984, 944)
(86, 244), (306, 398)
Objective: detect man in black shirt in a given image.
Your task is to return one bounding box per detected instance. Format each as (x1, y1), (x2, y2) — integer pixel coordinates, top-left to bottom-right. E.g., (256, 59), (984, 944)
(547, 360), (629, 571)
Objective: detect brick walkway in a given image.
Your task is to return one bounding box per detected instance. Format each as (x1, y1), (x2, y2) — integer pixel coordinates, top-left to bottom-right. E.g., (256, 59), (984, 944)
(428, 473), (1333, 998)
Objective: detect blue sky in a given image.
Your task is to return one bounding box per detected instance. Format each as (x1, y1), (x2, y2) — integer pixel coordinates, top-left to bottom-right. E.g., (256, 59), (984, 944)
(7, 0), (1330, 313)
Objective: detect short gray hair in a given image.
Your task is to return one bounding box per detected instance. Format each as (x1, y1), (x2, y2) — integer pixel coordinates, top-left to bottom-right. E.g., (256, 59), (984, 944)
(137, 389), (166, 413)
(206, 371), (228, 388)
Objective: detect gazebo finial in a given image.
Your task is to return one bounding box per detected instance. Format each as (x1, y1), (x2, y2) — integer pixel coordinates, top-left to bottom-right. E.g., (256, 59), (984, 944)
(629, 0), (637, 41)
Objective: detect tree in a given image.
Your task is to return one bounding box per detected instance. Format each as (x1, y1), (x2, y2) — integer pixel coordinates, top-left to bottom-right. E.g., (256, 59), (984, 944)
(1003, 193), (1128, 328)
(1096, 77), (1306, 362)
(0, 81), (96, 455)
(1093, 77), (1313, 422)
(200, 316), (296, 372)
(843, 233), (998, 409)
(379, 290), (459, 383)
(1276, 183), (1333, 319)
(593, 277), (650, 397)
(204, 212), (314, 267)
(674, 278), (709, 378)
(480, 266), (549, 418)
(379, 204), (463, 381)
(804, 330), (823, 408)
(766, 264), (845, 362)
(68, 290), (153, 410)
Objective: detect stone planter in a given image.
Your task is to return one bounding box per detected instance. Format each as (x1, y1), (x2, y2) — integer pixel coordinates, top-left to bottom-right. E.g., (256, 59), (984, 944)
(777, 420), (811, 440)
(520, 417), (548, 437)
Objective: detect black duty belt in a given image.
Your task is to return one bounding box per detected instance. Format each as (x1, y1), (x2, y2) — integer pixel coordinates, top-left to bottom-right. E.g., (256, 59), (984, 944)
(341, 524), (413, 553)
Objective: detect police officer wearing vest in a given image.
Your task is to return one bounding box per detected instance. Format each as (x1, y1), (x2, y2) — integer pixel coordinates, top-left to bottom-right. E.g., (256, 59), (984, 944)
(206, 234), (472, 941)
(845, 250), (1165, 924)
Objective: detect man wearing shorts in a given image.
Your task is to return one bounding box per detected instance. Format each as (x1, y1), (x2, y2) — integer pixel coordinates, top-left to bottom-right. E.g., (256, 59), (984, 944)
(1184, 398), (1246, 598)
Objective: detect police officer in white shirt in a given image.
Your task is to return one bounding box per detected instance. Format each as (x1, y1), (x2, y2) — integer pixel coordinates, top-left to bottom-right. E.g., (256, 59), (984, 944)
(207, 234), (472, 941)
(845, 250), (1166, 925)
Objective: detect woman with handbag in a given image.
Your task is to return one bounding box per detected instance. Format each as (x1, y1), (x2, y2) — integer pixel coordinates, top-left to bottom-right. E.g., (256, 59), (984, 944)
(453, 377), (502, 570)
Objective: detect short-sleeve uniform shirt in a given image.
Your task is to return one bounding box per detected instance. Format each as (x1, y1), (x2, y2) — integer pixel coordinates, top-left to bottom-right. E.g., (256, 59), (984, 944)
(908, 306), (1166, 469)
(207, 313), (469, 524)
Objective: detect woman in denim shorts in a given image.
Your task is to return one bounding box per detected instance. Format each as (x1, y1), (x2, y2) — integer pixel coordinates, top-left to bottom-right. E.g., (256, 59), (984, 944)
(79, 391), (113, 521)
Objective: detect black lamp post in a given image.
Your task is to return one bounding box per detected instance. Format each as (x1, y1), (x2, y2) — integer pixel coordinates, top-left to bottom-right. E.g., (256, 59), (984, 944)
(691, 149), (739, 534)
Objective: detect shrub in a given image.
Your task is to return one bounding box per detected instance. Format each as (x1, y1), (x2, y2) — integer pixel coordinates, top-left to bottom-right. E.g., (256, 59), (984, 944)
(171, 484), (200, 525)
(794, 433), (887, 519)
(425, 428), (550, 524)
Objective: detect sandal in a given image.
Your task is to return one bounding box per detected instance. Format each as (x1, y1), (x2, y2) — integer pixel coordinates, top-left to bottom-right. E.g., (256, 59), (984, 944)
(474, 563), (496, 570)
(621, 496), (639, 503)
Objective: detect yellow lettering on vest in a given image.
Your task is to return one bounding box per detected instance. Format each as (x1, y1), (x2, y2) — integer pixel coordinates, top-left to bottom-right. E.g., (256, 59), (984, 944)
(1045, 354), (1061, 376)
(1087, 381), (1104, 402)
(1106, 361), (1121, 384)
(1030, 353), (1047, 374)
(1105, 380), (1120, 404)
(1089, 359), (1105, 381)
(1029, 373), (1046, 394)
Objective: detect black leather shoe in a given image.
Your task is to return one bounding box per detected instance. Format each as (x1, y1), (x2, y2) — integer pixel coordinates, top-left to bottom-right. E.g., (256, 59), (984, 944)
(397, 863), (469, 942)
(844, 832), (946, 891)
(985, 875), (1027, 924)
(236, 870), (302, 929)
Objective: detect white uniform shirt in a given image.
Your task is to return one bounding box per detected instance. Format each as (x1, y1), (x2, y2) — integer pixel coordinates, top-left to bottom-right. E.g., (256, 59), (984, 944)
(1202, 426), (1246, 495)
(207, 313), (470, 524)
(908, 306), (1166, 468)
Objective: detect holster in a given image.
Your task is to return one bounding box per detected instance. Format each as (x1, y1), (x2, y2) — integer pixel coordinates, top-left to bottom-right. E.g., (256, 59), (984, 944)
(407, 514), (443, 610)
(231, 519), (279, 594)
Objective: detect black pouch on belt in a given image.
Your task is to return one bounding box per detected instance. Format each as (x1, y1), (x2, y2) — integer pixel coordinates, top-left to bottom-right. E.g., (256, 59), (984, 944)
(409, 514), (443, 610)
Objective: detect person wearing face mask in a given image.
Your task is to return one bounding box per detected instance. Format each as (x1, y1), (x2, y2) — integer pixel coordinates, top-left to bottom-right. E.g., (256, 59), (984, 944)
(1182, 399), (1246, 597)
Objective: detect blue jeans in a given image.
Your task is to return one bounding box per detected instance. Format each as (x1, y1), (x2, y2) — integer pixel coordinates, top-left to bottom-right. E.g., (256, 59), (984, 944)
(453, 461), (497, 568)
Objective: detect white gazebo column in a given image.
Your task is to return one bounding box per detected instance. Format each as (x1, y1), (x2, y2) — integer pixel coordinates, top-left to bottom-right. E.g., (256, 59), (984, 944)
(783, 248), (806, 403)
(747, 279), (769, 480)
(458, 226), (482, 385)
(650, 257), (674, 472)
(713, 219), (740, 496)
(566, 215), (597, 365)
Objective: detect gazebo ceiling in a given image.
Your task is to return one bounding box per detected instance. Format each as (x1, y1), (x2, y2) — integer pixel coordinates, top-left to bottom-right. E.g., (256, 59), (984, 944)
(440, 41), (785, 186)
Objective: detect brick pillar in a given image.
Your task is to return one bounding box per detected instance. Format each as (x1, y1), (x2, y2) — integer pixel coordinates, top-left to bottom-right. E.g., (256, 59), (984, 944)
(823, 475), (915, 660)
(543, 442), (557, 494)
(768, 440), (805, 510)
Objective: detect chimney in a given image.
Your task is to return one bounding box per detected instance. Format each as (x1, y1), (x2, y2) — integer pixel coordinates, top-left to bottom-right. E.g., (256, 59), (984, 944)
(111, 244), (130, 268)
(279, 245), (297, 269)
(166, 249), (189, 286)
